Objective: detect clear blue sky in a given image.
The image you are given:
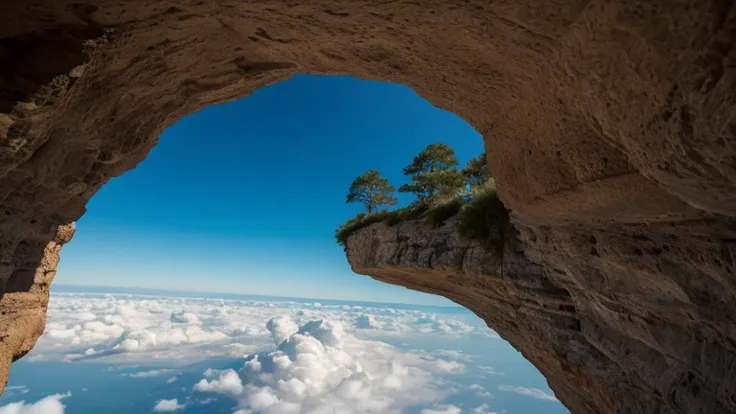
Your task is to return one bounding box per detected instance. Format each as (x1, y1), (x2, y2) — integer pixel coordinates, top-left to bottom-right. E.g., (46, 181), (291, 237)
(56, 74), (484, 305)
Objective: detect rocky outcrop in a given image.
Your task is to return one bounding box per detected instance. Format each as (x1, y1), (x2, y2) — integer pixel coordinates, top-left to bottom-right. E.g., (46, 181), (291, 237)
(0, 1), (735, 412)
(0, 223), (74, 391)
(346, 217), (736, 414)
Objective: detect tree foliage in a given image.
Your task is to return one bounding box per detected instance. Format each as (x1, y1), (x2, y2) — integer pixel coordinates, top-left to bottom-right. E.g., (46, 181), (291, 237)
(336, 145), (505, 247)
(462, 152), (489, 189)
(398, 143), (464, 202)
(346, 170), (398, 214)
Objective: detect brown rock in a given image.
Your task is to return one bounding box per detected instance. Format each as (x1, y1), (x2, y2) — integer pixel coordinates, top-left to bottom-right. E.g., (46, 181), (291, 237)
(346, 217), (736, 414)
(0, 223), (75, 392)
(0, 1), (734, 412)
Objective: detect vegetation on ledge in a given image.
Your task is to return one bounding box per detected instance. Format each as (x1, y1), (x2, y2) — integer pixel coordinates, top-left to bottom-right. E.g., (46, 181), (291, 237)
(336, 144), (509, 250)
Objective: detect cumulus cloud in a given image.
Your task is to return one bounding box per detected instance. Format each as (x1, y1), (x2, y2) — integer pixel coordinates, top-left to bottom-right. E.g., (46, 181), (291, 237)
(498, 385), (558, 401)
(30, 293), (488, 363)
(0, 392), (71, 414)
(194, 369), (244, 396)
(420, 405), (462, 414)
(194, 316), (463, 414)
(152, 398), (185, 412)
(266, 314), (298, 344)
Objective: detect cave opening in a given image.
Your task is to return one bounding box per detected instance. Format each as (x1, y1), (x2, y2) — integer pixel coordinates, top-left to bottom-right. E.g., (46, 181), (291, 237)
(2, 2), (735, 413)
(0, 74), (568, 414)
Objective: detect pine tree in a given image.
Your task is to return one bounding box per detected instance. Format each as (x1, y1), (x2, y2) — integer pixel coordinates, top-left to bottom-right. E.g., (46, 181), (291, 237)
(398, 143), (464, 202)
(346, 170), (398, 214)
(462, 152), (489, 189)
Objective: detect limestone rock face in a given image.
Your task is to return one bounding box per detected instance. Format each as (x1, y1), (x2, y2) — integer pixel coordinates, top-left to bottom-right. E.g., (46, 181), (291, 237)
(346, 218), (736, 414)
(0, 1), (734, 412)
(0, 223), (75, 390)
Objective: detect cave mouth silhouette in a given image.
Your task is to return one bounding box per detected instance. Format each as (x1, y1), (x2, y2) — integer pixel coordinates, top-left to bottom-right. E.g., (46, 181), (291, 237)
(8, 74), (569, 414)
(1, 2), (735, 414)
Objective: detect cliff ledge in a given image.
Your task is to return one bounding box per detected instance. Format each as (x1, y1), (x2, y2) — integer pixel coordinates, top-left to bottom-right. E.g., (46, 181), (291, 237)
(345, 216), (736, 414)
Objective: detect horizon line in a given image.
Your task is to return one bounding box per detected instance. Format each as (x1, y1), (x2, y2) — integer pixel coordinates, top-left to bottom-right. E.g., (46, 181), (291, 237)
(51, 283), (464, 309)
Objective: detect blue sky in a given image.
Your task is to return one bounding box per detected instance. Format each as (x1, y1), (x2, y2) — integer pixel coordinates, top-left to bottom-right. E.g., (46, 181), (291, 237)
(56, 74), (485, 305)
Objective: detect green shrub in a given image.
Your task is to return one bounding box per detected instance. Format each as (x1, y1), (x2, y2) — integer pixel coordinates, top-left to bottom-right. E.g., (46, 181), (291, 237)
(457, 182), (509, 252)
(335, 210), (391, 245)
(385, 203), (428, 226)
(335, 179), (510, 252)
(424, 197), (463, 226)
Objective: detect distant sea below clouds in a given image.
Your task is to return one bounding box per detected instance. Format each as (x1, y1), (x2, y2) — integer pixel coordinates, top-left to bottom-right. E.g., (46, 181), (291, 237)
(0, 285), (568, 414)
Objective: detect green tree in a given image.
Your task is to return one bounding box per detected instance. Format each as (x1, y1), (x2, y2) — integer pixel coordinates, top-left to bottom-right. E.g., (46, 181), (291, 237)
(398, 143), (464, 202)
(346, 170), (398, 214)
(462, 152), (489, 189)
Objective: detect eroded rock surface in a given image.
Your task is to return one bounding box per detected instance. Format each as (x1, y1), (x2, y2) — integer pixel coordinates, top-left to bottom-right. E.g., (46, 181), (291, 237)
(346, 218), (736, 414)
(0, 1), (734, 412)
(0, 223), (74, 390)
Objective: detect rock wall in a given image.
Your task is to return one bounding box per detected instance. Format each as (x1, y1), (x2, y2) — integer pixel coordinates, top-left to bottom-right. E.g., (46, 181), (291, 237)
(346, 217), (736, 414)
(0, 224), (74, 394)
(0, 1), (734, 412)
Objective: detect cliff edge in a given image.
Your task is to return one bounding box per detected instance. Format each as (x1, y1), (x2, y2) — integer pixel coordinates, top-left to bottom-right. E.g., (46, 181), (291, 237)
(345, 217), (736, 414)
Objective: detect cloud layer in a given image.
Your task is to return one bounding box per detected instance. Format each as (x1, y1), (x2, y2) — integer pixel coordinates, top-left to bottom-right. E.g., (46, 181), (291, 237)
(10, 292), (562, 414)
(498, 385), (559, 401)
(193, 316), (470, 414)
(0, 393), (70, 414)
(152, 398), (186, 412)
(30, 293), (492, 364)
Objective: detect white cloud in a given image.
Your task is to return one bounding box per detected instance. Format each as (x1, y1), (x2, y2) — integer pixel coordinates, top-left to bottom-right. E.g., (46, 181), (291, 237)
(477, 366), (504, 376)
(433, 359), (466, 373)
(3, 386), (29, 397)
(30, 293), (488, 364)
(434, 350), (469, 360)
(468, 384), (491, 397)
(152, 398), (185, 412)
(473, 403), (499, 414)
(194, 316), (458, 414)
(498, 385), (558, 401)
(193, 369), (244, 396)
(420, 405), (462, 414)
(265, 314), (298, 345)
(23, 293), (520, 413)
(122, 369), (176, 378)
(0, 392), (70, 414)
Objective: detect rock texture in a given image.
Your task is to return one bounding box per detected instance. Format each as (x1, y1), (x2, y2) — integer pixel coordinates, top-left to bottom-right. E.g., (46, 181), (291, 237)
(346, 218), (736, 414)
(0, 224), (74, 392)
(0, 0), (734, 412)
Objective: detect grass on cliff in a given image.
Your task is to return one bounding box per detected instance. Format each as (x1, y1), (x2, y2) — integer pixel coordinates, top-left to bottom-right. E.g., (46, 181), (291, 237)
(457, 181), (509, 252)
(335, 181), (509, 249)
(334, 203), (428, 246)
